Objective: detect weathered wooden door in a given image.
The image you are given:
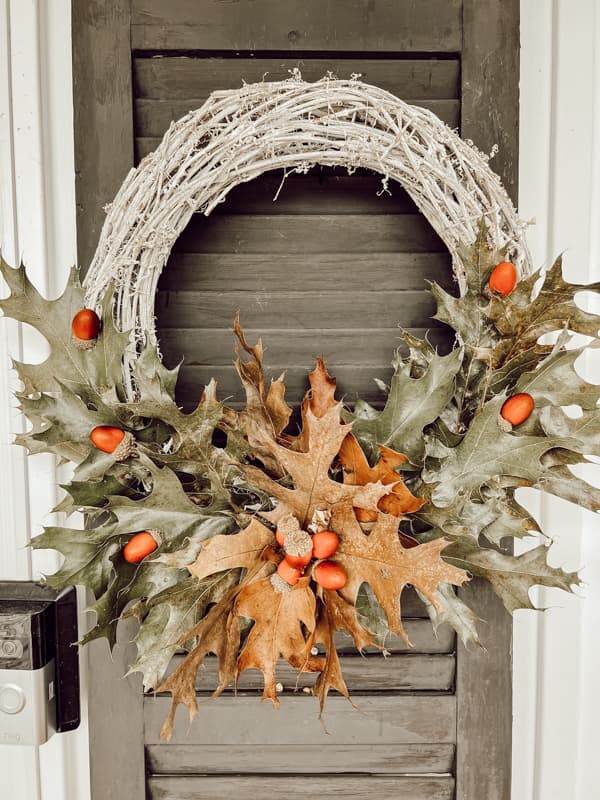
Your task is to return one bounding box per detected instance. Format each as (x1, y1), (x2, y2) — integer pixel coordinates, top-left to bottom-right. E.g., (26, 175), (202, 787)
(73, 2), (518, 798)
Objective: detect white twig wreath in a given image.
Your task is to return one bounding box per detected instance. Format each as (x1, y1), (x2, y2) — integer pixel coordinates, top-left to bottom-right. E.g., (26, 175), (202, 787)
(83, 75), (531, 397)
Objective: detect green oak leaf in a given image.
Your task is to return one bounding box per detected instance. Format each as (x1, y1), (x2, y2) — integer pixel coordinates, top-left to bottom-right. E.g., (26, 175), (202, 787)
(0, 258), (130, 397)
(16, 379), (123, 463)
(417, 584), (482, 648)
(489, 255), (600, 351)
(515, 341), (600, 409)
(425, 395), (573, 507)
(127, 572), (237, 691)
(442, 538), (581, 614)
(540, 406), (600, 457)
(348, 344), (463, 464)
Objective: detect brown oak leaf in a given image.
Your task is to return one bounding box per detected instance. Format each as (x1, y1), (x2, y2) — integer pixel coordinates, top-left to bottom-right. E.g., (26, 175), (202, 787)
(157, 586), (241, 740)
(219, 314), (292, 474)
(286, 357), (339, 452)
(311, 590), (376, 713)
(330, 502), (470, 644)
(339, 433), (426, 520)
(241, 403), (393, 528)
(234, 575), (323, 704)
(188, 518), (276, 582)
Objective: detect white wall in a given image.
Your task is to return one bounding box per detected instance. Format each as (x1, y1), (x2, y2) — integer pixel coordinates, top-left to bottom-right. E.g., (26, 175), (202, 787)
(0, 2), (598, 799)
(515, 1), (600, 798)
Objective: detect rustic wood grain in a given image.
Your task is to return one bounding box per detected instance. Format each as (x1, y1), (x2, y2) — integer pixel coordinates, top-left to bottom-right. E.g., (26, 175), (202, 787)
(168, 653), (455, 693)
(199, 173), (423, 215)
(146, 742), (456, 776)
(131, 0), (463, 52)
(134, 57), (460, 100)
(160, 252), (454, 291)
(456, 2), (519, 797)
(158, 327), (452, 370)
(462, 0), (520, 203)
(72, 0), (134, 275)
(87, 621), (145, 800)
(146, 775), (456, 799)
(144, 695), (457, 745)
(156, 290), (438, 330)
(171, 214), (445, 254)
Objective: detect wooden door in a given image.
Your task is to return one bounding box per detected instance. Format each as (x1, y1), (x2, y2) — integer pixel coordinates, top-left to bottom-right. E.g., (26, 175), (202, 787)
(72, 2), (518, 798)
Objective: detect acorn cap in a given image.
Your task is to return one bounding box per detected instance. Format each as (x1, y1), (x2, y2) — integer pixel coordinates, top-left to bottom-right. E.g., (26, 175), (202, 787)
(111, 431), (137, 461)
(71, 334), (97, 350)
(270, 572), (293, 594)
(283, 527), (313, 557)
(278, 513), (300, 538)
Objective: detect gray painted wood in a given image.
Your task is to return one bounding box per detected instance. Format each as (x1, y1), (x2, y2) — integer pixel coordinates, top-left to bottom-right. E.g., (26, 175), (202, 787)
(72, 0), (134, 276)
(158, 327), (451, 371)
(156, 290), (438, 330)
(134, 57), (460, 100)
(457, 2), (519, 796)
(146, 775), (456, 800)
(87, 621), (145, 800)
(160, 252), (454, 292)
(169, 652), (455, 692)
(131, 0), (462, 52)
(172, 213), (445, 253)
(144, 695), (457, 745)
(146, 742), (455, 775)
(462, 0), (520, 204)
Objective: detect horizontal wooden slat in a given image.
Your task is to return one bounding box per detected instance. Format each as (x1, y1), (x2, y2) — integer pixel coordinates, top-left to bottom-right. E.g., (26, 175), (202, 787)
(157, 291), (438, 331)
(205, 174), (422, 215)
(144, 695), (457, 745)
(135, 97), (459, 139)
(132, 0), (463, 53)
(158, 327), (453, 369)
(171, 214), (444, 254)
(146, 775), (455, 799)
(134, 57), (459, 100)
(160, 252), (454, 289)
(172, 653), (455, 693)
(146, 742), (455, 776)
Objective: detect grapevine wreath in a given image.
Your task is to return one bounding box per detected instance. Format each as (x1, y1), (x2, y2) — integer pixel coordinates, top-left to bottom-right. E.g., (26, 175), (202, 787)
(2, 76), (599, 740)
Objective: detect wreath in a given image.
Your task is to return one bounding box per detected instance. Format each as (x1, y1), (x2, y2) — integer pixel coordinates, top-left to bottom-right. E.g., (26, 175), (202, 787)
(2, 77), (598, 741)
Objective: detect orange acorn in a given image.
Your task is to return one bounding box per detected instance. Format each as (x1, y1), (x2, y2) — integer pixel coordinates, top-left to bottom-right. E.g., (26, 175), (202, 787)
(277, 558), (303, 586)
(71, 308), (101, 349)
(123, 531), (159, 564)
(500, 393), (535, 428)
(488, 261), (518, 297)
(90, 425), (136, 461)
(275, 529), (285, 548)
(314, 561), (347, 590)
(312, 531), (339, 560)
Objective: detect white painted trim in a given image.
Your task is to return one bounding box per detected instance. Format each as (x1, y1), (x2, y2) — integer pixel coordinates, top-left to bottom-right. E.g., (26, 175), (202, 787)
(517, 1), (600, 798)
(0, 2), (90, 799)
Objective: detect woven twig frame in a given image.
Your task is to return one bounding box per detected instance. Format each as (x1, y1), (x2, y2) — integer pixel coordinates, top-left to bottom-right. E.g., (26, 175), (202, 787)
(83, 75), (531, 398)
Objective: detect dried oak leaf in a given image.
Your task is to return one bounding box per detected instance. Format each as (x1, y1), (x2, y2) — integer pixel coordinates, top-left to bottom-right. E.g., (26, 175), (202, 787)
(330, 502), (470, 644)
(241, 403), (392, 528)
(338, 433), (425, 520)
(188, 518), (276, 582)
(311, 589), (376, 713)
(157, 585), (242, 741)
(219, 314), (292, 473)
(235, 575), (323, 705)
(286, 357), (339, 452)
